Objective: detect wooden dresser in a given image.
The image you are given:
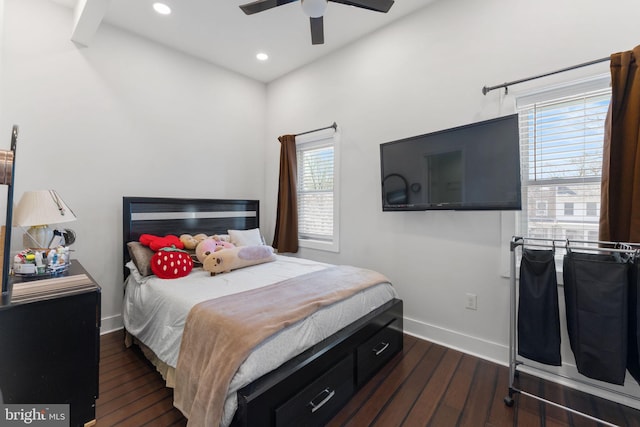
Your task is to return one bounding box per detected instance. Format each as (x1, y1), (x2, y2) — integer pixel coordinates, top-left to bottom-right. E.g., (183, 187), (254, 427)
(0, 260), (101, 427)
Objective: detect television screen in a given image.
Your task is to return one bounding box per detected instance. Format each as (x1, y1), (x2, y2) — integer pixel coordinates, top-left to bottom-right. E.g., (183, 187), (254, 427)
(380, 114), (521, 211)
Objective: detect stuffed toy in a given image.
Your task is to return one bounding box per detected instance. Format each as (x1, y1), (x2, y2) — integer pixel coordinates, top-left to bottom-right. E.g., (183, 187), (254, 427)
(212, 235), (235, 250)
(139, 234), (184, 251)
(151, 247), (193, 279)
(203, 245), (276, 275)
(179, 233), (208, 250)
(212, 234), (233, 244)
(195, 237), (235, 263)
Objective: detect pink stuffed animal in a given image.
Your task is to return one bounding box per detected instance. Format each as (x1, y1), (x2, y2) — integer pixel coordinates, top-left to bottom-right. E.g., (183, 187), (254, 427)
(195, 238), (235, 263)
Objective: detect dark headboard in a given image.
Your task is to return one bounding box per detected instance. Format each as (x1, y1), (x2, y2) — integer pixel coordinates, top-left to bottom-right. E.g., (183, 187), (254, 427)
(122, 197), (260, 276)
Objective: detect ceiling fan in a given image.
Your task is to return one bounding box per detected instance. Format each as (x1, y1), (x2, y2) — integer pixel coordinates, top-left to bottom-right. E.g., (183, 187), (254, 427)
(239, 0), (395, 45)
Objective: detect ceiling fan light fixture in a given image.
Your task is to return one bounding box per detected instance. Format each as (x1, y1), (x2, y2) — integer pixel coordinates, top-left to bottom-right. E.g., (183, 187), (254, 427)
(301, 0), (327, 18)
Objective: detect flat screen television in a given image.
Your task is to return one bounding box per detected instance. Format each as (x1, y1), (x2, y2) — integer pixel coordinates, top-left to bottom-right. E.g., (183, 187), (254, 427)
(380, 114), (521, 211)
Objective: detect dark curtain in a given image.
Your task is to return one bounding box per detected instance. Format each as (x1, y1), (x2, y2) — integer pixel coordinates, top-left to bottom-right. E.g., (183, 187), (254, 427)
(600, 45), (640, 242)
(272, 134), (299, 253)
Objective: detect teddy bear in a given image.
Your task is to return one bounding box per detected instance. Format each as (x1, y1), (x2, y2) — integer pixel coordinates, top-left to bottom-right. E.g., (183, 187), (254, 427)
(203, 245), (276, 275)
(179, 233), (208, 250)
(195, 237), (236, 263)
(212, 235), (235, 250)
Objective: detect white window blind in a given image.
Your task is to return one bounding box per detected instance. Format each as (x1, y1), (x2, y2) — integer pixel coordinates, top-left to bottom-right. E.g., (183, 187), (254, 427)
(296, 134), (339, 251)
(517, 85), (610, 245)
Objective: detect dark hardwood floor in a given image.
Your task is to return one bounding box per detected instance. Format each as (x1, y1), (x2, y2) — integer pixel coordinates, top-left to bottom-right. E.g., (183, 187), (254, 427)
(97, 330), (640, 426)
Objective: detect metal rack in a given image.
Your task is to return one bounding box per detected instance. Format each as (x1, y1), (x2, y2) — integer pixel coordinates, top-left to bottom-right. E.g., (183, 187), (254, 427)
(506, 236), (640, 426)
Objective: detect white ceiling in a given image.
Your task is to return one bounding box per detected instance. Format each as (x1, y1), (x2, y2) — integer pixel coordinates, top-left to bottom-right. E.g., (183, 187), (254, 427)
(52, 0), (434, 83)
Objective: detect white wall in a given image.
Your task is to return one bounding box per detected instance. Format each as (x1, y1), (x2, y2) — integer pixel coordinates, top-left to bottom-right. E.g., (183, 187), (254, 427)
(265, 0), (640, 366)
(0, 0), (267, 331)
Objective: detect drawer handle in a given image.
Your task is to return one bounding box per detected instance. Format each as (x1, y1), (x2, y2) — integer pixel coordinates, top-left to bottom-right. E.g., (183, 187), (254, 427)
(372, 341), (390, 356)
(308, 387), (336, 413)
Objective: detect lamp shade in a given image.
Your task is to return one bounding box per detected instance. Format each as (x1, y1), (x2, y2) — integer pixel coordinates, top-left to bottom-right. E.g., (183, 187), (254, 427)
(13, 190), (76, 227)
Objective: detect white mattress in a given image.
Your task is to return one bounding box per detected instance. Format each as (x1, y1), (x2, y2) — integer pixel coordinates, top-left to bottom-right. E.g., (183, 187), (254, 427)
(123, 254), (397, 426)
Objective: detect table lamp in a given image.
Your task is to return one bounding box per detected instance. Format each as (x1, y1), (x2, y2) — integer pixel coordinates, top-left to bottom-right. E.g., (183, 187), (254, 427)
(13, 190), (76, 249)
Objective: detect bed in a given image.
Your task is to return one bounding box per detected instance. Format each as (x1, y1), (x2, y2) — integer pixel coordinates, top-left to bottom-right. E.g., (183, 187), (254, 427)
(122, 197), (403, 427)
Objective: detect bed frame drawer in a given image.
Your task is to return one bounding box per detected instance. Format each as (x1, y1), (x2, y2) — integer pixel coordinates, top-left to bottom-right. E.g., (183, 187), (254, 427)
(234, 299), (403, 427)
(356, 318), (402, 386)
(274, 354), (354, 427)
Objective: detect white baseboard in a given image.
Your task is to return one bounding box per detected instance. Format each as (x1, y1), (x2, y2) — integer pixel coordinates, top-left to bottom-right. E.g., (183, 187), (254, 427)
(403, 315), (640, 411)
(100, 313), (123, 335)
(403, 315), (509, 367)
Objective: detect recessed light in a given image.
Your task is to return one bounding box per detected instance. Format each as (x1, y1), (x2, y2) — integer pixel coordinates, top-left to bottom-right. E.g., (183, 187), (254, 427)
(256, 52), (269, 61)
(153, 2), (171, 15)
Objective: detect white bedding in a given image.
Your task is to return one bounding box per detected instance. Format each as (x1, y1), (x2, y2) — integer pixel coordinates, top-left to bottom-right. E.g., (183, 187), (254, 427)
(122, 254), (397, 426)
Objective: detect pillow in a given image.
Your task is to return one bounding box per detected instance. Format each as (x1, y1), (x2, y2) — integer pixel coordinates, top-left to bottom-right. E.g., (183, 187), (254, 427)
(127, 241), (155, 277)
(228, 228), (264, 247)
(125, 260), (146, 283)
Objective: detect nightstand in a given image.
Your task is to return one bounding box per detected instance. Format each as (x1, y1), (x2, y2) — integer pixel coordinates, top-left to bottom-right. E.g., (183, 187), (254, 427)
(0, 260), (101, 427)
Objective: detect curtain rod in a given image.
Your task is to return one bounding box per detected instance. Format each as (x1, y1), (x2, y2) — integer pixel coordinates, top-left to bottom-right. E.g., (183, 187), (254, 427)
(294, 122), (337, 137)
(482, 56), (610, 95)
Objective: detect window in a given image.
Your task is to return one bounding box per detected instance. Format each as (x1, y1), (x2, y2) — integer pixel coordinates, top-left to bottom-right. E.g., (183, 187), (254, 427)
(535, 200), (548, 217)
(296, 132), (340, 252)
(564, 202), (574, 216)
(565, 229), (580, 241)
(517, 77), (611, 253)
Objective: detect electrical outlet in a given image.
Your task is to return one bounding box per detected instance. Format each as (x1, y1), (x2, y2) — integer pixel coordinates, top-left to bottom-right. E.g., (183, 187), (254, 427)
(465, 293), (477, 310)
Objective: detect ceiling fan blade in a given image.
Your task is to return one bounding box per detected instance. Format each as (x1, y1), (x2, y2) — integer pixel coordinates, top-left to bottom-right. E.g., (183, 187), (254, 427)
(239, 0), (298, 15)
(310, 17), (324, 45)
(329, 0), (394, 13)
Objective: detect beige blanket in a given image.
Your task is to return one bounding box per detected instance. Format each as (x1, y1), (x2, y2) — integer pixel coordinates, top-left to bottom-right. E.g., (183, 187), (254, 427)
(173, 265), (390, 427)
